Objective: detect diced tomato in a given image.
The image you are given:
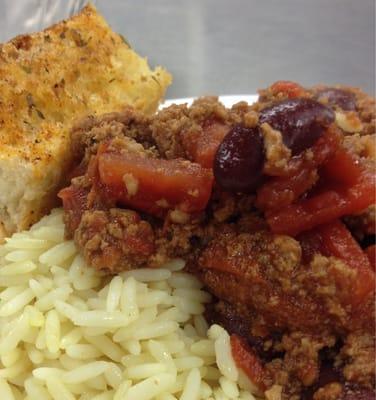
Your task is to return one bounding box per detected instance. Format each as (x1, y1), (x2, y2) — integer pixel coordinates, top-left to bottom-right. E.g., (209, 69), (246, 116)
(322, 147), (363, 186)
(97, 145), (214, 217)
(230, 334), (269, 392)
(299, 221), (375, 313)
(266, 147), (375, 235)
(270, 80), (306, 98)
(257, 127), (341, 210)
(317, 220), (371, 270)
(267, 175), (375, 236)
(286, 125), (342, 176)
(257, 167), (318, 210)
(365, 245), (376, 271)
(184, 121), (230, 168)
(316, 221), (374, 307)
(199, 234), (329, 331)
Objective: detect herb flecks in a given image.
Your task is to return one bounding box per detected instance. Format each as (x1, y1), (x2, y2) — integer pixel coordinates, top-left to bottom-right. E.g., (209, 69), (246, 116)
(71, 29), (87, 47)
(21, 65), (31, 74)
(25, 93), (45, 119)
(36, 109), (45, 119)
(26, 93), (35, 108)
(151, 75), (161, 88)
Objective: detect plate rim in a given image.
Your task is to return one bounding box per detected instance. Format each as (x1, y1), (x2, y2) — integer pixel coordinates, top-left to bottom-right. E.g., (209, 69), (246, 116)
(161, 94), (258, 109)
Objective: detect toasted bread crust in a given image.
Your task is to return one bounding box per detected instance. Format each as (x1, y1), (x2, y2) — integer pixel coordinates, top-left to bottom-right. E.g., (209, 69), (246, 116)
(0, 4), (171, 236)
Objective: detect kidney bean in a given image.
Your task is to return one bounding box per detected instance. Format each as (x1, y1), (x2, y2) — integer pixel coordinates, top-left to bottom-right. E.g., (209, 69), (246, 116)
(259, 98), (335, 155)
(316, 88), (357, 111)
(214, 125), (265, 193)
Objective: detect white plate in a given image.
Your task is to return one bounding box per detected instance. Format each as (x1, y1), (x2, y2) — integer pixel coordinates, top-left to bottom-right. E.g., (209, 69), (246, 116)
(162, 94), (258, 108)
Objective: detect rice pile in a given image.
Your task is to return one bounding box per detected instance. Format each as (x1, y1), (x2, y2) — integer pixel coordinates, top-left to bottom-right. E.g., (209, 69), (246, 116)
(0, 209), (258, 400)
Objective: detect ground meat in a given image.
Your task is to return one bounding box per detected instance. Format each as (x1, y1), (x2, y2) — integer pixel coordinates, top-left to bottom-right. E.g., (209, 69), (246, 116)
(265, 333), (336, 399)
(313, 383), (344, 400)
(311, 85), (375, 136)
(197, 229), (372, 335)
(280, 332), (336, 387)
(209, 187), (256, 224)
(352, 88), (376, 136)
(74, 208), (155, 273)
(59, 82), (376, 399)
(151, 96), (259, 163)
(314, 384), (375, 400)
(261, 122), (292, 175)
(151, 97), (228, 160)
(150, 221), (207, 267)
(150, 103), (194, 159)
(335, 111), (363, 134)
(73, 207), (211, 273)
(337, 332), (375, 388)
(71, 106), (156, 165)
(343, 134), (376, 160)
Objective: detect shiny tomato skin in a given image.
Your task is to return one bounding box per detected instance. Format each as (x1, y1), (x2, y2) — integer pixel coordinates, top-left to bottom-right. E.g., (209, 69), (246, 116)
(230, 334), (269, 392)
(270, 80), (306, 98)
(97, 148), (213, 217)
(187, 121), (230, 168)
(266, 151), (375, 236)
(316, 220), (374, 308)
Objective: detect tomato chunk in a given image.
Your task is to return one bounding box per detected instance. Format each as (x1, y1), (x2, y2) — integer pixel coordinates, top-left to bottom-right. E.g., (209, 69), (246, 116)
(97, 146), (214, 217)
(270, 80), (306, 98)
(257, 127), (341, 210)
(257, 167), (318, 210)
(317, 221), (371, 269)
(184, 121), (230, 168)
(267, 174), (375, 236)
(230, 334), (269, 392)
(299, 220), (374, 313)
(266, 145), (375, 235)
(257, 126), (340, 210)
(317, 221), (374, 307)
(322, 147), (363, 186)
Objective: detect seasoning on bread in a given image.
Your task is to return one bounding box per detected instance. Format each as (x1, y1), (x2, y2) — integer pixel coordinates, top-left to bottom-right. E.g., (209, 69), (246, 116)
(0, 4), (171, 238)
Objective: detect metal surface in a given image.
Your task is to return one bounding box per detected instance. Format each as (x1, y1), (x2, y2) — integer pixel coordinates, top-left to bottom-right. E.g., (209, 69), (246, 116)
(2, 0), (375, 98)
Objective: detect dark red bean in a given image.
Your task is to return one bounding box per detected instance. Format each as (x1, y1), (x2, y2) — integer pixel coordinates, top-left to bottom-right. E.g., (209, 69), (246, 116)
(214, 125), (264, 193)
(259, 98), (335, 155)
(316, 88), (357, 111)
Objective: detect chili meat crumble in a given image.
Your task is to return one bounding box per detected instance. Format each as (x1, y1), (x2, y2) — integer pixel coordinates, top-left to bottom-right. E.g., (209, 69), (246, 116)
(59, 81), (375, 400)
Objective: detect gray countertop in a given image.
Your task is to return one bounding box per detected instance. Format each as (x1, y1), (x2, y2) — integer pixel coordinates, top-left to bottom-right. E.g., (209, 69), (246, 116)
(96, 0), (375, 98)
(2, 0), (375, 98)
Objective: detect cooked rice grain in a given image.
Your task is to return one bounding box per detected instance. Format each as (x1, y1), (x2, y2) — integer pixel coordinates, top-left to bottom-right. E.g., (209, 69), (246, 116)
(0, 209), (259, 399)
